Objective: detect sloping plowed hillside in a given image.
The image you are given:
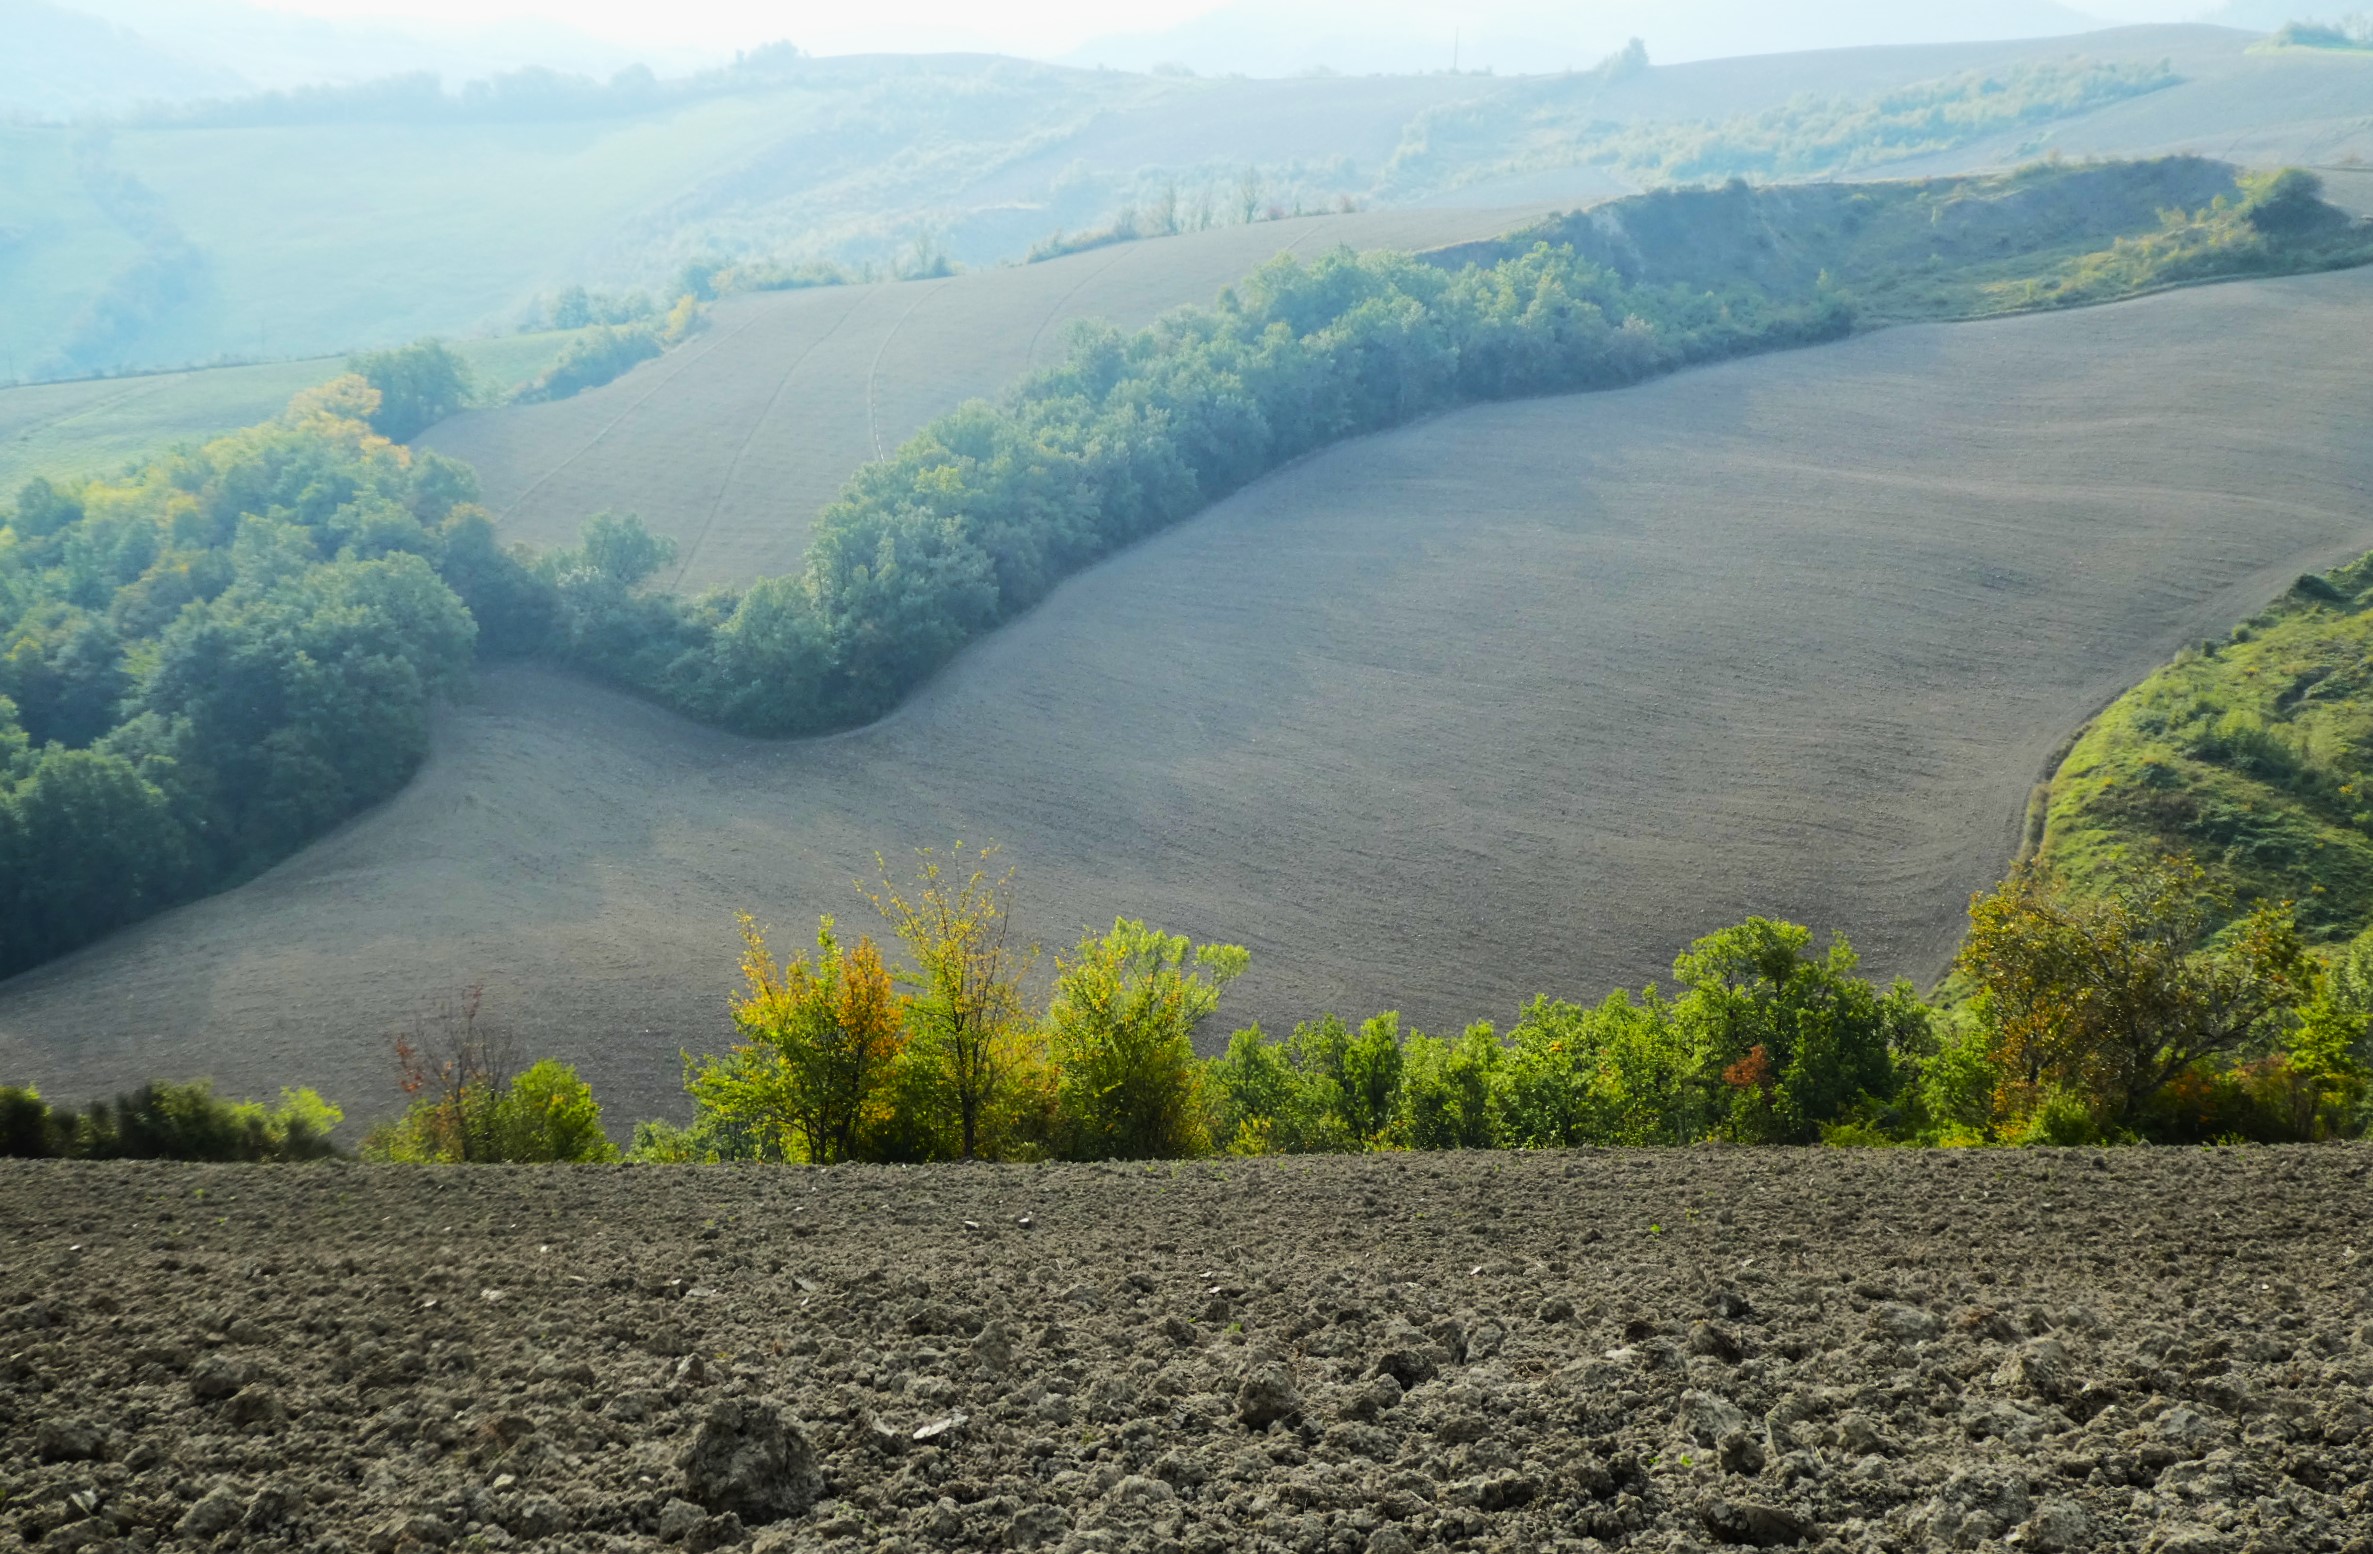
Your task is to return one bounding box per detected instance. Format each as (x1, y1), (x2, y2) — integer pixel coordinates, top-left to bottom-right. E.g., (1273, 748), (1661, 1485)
(420, 207), (1560, 591)
(5, 268), (2370, 1124)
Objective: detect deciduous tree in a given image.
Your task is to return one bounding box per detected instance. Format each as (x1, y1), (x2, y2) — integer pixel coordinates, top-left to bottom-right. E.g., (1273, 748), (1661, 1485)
(1958, 857), (2313, 1128)
(868, 844), (1037, 1159)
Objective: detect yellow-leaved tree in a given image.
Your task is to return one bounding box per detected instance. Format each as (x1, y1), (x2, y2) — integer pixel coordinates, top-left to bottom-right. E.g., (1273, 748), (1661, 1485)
(1048, 919), (1247, 1160)
(867, 844), (1040, 1160)
(692, 914), (905, 1163)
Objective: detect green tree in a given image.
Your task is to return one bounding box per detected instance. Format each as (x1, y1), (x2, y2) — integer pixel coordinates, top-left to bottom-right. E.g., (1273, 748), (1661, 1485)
(348, 340), (474, 442)
(1048, 918), (1245, 1159)
(1498, 988), (1693, 1146)
(1207, 1023), (1330, 1154)
(2241, 167), (2336, 238)
(1393, 1022), (1505, 1150)
(1, 746), (190, 970)
(0, 603), (130, 748)
(1275, 1011), (1406, 1145)
(1670, 917), (1919, 1143)
(868, 844), (1039, 1159)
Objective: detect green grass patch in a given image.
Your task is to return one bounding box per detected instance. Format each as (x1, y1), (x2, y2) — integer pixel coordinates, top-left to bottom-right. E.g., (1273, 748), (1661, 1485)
(2038, 553), (2373, 944)
(0, 328), (594, 493)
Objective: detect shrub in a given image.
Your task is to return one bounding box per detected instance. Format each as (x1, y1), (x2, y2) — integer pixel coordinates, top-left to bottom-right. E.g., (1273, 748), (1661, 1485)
(493, 1060), (620, 1162)
(516, 325), (662, 403)
(1047, 919), (1245, 1160)
(366, 1059), (617, 1163)
(0, 1081), (343, 1160)
(2010, 1086), (2104, 1147)
(367, 987), (617, 1162)
(0, 1086), (64, 1156)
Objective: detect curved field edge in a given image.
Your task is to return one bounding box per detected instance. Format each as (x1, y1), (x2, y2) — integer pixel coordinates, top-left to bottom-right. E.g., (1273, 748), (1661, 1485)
(3, 266), (2369, 1124)
(415, 204), (1575, 589)
(2032, 548), (2373, 944)
(505, 159), (2373, 749)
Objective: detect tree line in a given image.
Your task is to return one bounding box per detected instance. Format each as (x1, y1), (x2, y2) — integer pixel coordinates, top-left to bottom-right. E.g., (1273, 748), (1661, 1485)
(623, 847), (2367, 1165)
(118, 45), (813, 131)
(538, 237), (1850, 736)
(10, 841), (2364, 1164)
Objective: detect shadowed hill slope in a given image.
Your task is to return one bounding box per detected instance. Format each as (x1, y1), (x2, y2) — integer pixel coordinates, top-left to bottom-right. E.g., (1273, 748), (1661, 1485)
(420, 205), (1564, 590)
(6, 267), (2370, 1124)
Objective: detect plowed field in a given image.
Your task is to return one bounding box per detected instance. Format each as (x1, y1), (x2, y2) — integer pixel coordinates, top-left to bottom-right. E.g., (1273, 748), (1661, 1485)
(3, 1145), (2367, 1552)
(414, 206), (1566, 591)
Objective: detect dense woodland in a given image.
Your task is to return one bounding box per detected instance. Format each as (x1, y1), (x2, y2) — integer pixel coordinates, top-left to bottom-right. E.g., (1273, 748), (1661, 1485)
(0, 379), (526, 975)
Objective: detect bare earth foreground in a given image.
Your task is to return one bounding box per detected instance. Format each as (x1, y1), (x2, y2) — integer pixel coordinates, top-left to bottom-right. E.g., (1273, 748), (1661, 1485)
(4, 1148), (2371, 1554)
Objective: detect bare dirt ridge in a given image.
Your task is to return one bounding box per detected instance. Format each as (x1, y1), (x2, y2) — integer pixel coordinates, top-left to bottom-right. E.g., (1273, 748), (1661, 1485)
(5, 1146), (2370, 1553)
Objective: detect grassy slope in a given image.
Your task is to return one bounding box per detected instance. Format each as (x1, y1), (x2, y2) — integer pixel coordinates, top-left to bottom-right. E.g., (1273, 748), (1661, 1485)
(0, 329), (593, 493)
(2039, 555), (2373, 943)
(4, 268), (2369, 1120)
(1436, 157), (2373, 322)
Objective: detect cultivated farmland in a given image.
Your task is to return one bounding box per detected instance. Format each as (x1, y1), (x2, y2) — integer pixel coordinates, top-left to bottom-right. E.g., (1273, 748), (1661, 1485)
(5, 1146), (2367, 1552)
(420, 206), (1564, 590)
(5, 268), (2370, 1127)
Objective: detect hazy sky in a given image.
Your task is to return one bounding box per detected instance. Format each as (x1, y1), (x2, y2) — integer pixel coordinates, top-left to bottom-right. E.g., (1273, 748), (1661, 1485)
(246, 0), (2206, 59)
(246, 0), (1217, 55)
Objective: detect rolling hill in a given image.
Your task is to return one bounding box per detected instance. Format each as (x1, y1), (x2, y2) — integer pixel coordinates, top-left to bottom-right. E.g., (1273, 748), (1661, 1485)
(4, 23), (2364, 385)
(420, 204), (1569, 591)
(5, 265), (2368, 1124)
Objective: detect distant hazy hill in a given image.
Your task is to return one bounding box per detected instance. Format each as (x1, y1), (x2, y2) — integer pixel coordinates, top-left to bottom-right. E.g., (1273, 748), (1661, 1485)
(1, 21), (2359, 382)
(2198, 1), (2343, 29)
(0, 0), (246, 117)
(1068, 0), (2113, 76)
(20, 0), (708, 105)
